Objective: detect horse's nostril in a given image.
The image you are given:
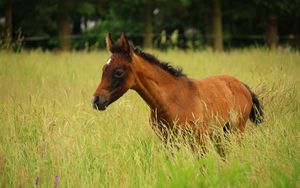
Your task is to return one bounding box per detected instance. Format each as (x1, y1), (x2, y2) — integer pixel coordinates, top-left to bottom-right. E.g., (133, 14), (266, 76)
(92, 96), (100, 104)
(91, 96), (107, 110)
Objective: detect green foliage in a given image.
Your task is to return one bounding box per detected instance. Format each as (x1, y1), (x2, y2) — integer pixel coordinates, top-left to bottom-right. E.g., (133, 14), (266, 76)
(0, 49), (299, 187)
(0, 0), (299, 50)
(76, 2), (96, 17)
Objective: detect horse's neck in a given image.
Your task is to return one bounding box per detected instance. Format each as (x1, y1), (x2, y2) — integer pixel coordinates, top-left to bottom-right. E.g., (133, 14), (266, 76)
(131, 54), (188, 113)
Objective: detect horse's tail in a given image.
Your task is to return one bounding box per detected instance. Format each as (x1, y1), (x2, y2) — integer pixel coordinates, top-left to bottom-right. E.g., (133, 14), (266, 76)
(244, 84), (264, 124)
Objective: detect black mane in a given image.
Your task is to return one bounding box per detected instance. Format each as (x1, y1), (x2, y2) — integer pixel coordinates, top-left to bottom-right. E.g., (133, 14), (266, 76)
(110, 39), (185, 77)
(133, 47), (186, 77)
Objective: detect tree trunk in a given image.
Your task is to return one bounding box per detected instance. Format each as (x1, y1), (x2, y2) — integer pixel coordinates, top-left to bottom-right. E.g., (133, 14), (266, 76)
(143, 5), (153, 49)
(212, 0), (223, 52)
(58, 0), (71, 51)
(265, 15), (278, 50)
(204, 17), (213, 48)
(4, 1), (13, 48)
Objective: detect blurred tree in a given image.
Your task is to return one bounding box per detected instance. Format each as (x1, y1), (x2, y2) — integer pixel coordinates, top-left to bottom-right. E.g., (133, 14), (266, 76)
(4, 0), (12, 42)
(280, 0), (300, 48)
(71, 0), (108, 50)
(179, 0), (224, 51)
(1, 0), (57, 48)
(143, 1), (153, 48)
(212, 0), (223, 51)
(0, 0), (299, 50)
(153, 0), (190, 49)
(0, 0), (13, 48)
(97, 0), (190, 49)
(57, 0), (71, 50)
(252, 0), (299, 49)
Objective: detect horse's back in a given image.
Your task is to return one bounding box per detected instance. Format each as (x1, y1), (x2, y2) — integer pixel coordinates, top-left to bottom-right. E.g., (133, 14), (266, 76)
(196, 75), (250, 99)
(194, 75), (252, 130)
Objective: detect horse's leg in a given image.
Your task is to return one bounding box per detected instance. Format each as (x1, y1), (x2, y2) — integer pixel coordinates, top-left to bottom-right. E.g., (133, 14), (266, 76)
(149, 116), (168, 143)
(219, 122), (234, 157)
(149, 112), (180, 154)
(210, 126), (227, 158)
(193, 132), (208, 156)
(235, 106), (251, 133)
(235, 117), (248, 147)
(211, 122), (233, 158)
(223, 122), (232, 141)
(191, 121), (208, 156)
(237, 118), (246, 132)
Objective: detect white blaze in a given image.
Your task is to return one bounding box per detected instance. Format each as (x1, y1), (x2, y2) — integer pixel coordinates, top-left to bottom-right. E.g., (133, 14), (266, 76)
(106, 58), (112, 65)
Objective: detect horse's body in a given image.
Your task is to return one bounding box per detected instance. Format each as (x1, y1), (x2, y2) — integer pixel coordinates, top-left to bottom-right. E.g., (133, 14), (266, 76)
(147, 75), (252, 132)
(92, 33), (263, 146)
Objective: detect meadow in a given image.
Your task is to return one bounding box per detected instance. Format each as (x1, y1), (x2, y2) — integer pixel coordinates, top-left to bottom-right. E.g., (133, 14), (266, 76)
(0, 48), (299, 187)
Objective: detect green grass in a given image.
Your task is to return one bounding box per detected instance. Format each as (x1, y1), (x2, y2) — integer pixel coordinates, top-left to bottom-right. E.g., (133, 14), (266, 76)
(0, 49), (299, 187)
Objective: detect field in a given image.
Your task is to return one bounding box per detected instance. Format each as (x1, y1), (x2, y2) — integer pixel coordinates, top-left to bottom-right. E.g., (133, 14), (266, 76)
(0, 49), (300, 187)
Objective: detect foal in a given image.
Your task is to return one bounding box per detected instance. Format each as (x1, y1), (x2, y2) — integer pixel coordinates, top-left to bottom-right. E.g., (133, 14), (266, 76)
(92, 33), (263, 148)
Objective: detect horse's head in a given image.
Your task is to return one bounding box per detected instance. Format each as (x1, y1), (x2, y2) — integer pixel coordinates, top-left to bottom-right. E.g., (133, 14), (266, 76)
(92, 33), (135, 110)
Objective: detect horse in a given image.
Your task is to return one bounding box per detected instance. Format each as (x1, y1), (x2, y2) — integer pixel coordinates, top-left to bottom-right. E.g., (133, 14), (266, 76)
(92, 33), (263, 151)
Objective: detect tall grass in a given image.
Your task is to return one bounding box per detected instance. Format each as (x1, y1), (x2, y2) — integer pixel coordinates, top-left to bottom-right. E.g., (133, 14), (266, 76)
(0, 49), (299, 187)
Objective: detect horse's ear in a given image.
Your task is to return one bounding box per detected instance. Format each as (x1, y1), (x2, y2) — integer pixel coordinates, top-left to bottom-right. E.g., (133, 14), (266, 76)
(119, 33), (131, 54)
(106, 33), (113, 52)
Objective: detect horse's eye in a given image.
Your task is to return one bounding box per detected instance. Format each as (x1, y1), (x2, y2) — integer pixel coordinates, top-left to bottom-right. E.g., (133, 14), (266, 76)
(114, 68), (125, 78)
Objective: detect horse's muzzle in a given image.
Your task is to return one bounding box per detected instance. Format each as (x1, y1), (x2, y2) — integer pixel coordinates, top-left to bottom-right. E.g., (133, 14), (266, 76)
(92, 96), (108, 111)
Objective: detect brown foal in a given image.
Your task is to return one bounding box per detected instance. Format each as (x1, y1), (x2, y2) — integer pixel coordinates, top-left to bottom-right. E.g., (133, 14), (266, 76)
(92, 33), (263, 148)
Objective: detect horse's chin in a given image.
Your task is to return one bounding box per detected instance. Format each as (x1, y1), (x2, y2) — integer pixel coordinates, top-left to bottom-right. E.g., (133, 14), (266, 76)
(93, 101), (109, 111)
(96, 105), (107, 111)
(92, 92), (124, 111)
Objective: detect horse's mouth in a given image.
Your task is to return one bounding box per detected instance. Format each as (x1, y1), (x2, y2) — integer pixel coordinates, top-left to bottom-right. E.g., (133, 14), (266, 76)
(92, 91), (123, 111)
(92, 101), (109, 111)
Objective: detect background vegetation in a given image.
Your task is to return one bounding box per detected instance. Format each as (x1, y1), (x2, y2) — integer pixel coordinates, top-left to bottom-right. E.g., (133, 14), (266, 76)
(0, 0), (300, 51)
(0, 49), (299, 187)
